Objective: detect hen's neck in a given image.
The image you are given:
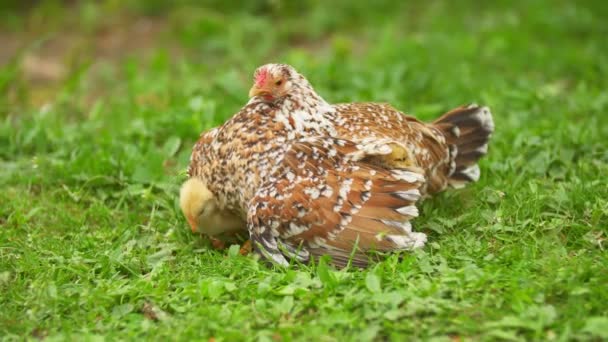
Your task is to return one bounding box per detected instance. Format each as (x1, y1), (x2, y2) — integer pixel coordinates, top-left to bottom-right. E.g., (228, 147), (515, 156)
(277, 82), (337, 136)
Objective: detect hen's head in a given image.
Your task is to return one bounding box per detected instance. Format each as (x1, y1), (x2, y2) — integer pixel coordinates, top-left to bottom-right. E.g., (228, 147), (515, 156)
(179, 178), (243, 236)
(249, 63), (308, 103)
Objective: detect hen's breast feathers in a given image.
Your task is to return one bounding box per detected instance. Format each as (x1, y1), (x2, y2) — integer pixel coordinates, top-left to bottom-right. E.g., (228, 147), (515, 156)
(188, 100), (337, 212)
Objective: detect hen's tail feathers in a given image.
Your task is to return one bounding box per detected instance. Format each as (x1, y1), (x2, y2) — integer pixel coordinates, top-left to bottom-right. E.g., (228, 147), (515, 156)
(433, 104), (494, 188)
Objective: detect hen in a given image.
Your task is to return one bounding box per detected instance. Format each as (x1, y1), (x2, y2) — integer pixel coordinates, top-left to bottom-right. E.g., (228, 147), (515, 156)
(180, 63), (493, 267)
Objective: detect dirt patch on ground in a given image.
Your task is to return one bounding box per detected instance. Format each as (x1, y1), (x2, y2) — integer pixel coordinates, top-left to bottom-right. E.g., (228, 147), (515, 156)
(1, 13), (182, 106)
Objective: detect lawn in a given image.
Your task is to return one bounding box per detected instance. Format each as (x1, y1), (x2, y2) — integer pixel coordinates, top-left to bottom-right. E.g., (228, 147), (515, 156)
(1, 1), (607, 340)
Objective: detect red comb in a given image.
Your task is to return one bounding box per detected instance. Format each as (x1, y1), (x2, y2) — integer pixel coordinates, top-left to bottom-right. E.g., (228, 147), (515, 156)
(255, 69), (268, 87)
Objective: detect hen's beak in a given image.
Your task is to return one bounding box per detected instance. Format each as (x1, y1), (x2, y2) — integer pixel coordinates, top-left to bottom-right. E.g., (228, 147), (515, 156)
(248, 85), (270, 98)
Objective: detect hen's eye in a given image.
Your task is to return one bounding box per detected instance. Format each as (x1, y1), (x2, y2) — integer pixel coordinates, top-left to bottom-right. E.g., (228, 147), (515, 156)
(275, 80), (283, 86)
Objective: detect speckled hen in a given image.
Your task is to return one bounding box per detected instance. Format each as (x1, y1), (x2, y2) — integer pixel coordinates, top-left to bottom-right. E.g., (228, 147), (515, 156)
(180, 63), (494, 267)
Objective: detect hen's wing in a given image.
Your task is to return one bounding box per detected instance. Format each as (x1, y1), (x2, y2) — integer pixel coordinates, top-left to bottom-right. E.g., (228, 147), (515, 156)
(332, 103), (453, 194)
(247, 136), (426, 268)
(333, 103), (494, 194)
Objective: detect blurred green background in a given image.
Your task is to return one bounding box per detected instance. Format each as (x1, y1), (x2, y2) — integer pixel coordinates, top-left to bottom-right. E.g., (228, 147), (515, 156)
(1, 1), (607, 340)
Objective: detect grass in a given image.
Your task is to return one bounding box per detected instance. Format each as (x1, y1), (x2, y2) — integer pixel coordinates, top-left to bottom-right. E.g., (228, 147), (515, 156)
(1, 0), (608, 340)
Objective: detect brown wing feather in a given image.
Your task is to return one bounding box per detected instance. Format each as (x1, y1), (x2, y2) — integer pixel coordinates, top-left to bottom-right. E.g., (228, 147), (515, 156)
(247, 136), (427, 268)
